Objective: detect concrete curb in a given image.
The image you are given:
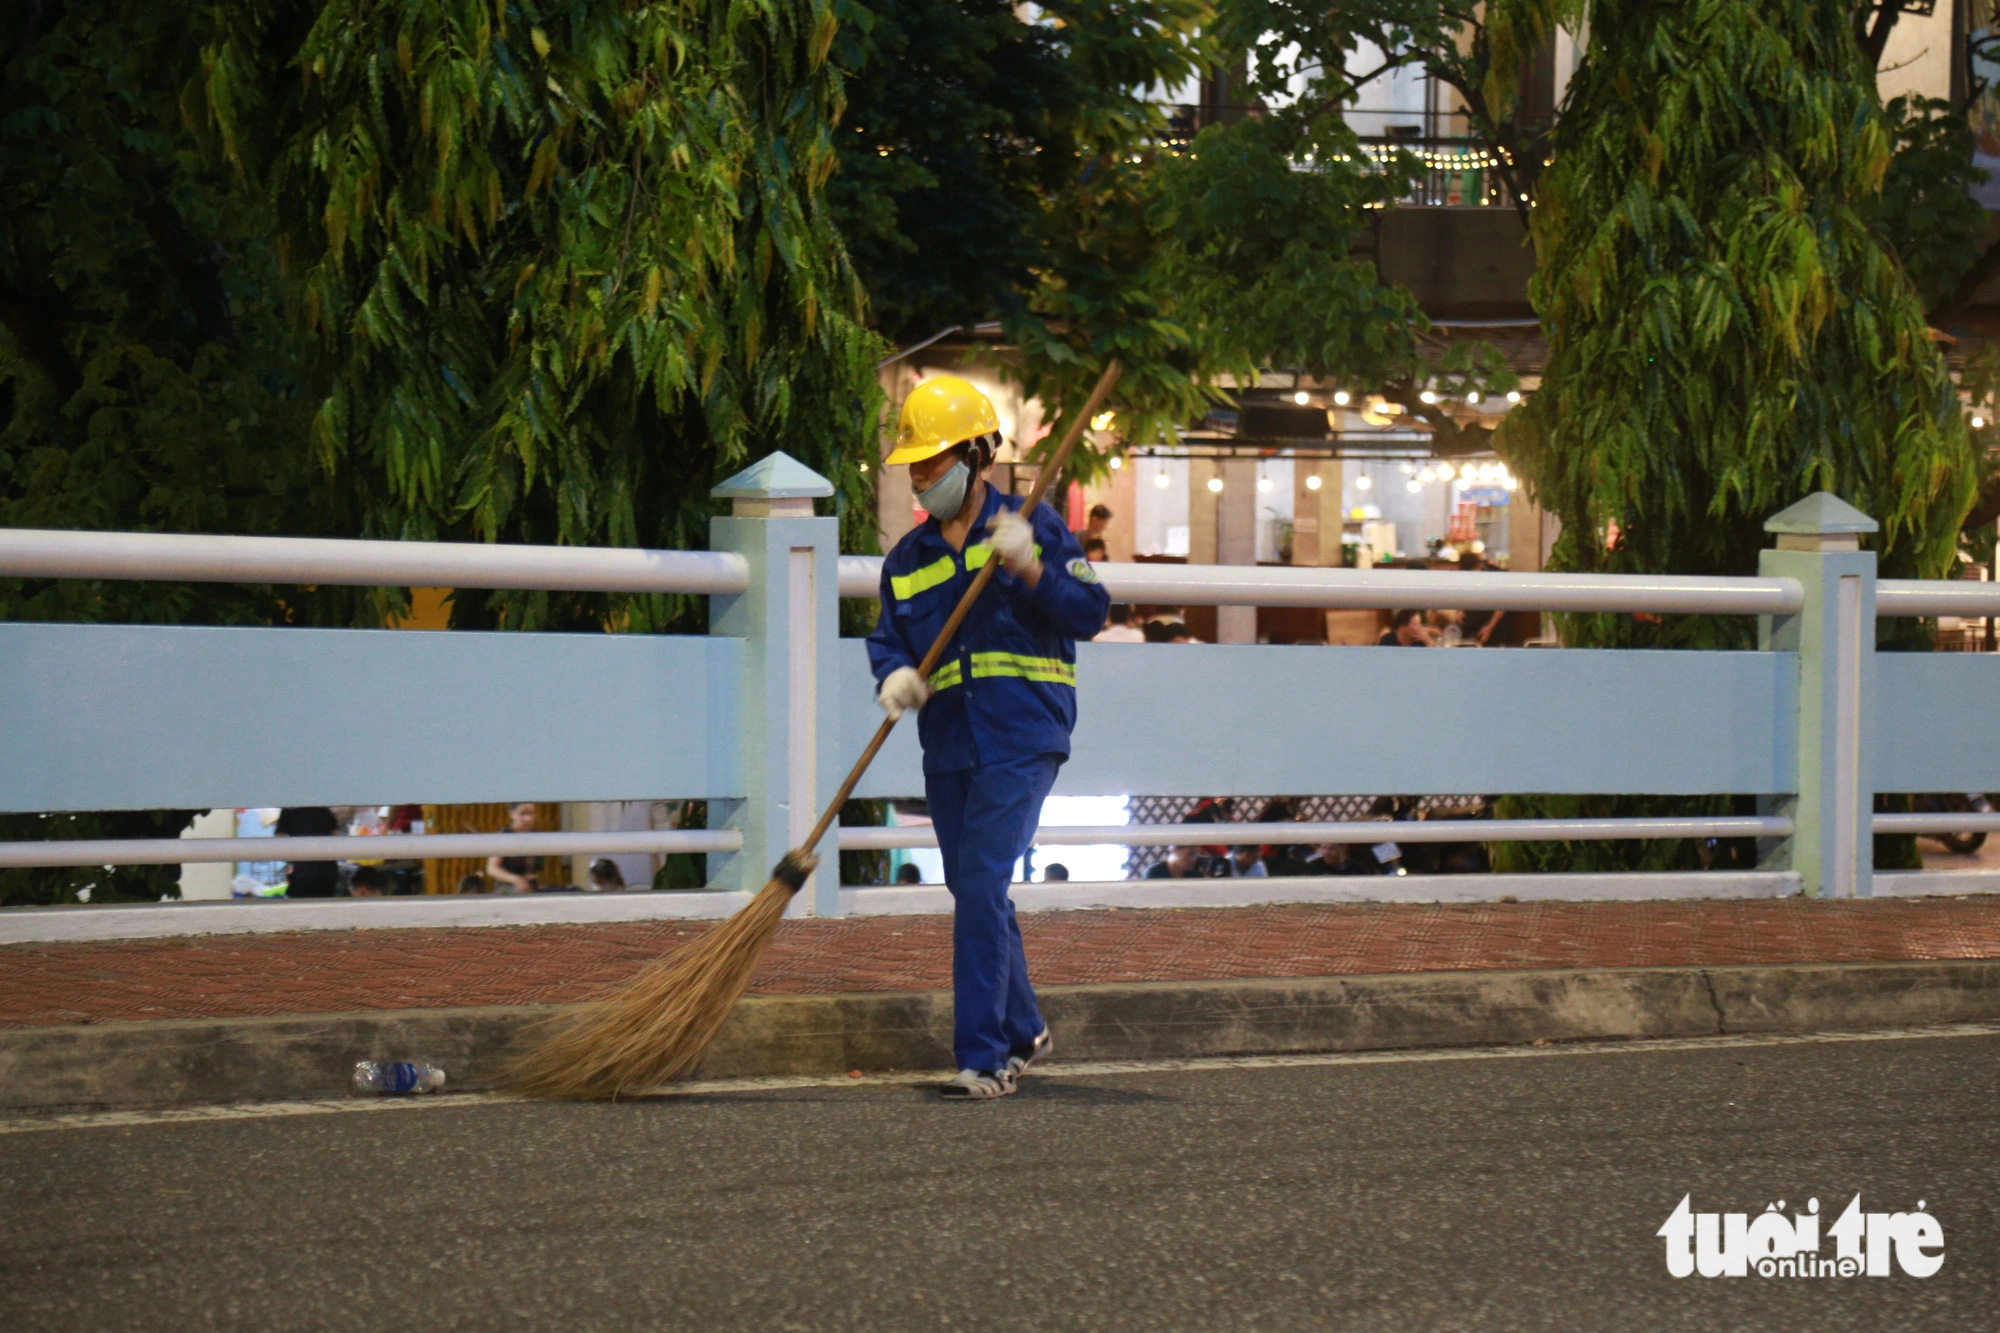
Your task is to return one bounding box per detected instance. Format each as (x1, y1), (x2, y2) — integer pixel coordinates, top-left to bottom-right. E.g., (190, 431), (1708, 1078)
(3, 959), (1998, 1112)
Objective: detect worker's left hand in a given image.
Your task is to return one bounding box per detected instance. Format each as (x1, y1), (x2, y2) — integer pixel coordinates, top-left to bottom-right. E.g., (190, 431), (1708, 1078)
(984, 509), (1039, 578)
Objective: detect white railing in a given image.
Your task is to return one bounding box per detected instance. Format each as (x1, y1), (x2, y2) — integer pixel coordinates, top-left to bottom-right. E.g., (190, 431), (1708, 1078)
(838, 553), (1802, 614)
(3, 480), (1997, 938)
(836, 816), (1794, 851)
(0, 830), (740, 870)
(1875, 580), (2000, 618)
(0, 527), (749, 595)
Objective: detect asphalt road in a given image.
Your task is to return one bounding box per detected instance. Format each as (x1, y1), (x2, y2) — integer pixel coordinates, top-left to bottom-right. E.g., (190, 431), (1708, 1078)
(2, 1030), (1997, 1331)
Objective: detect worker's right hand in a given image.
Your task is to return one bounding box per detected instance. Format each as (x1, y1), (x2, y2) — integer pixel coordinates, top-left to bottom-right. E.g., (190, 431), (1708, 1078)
(877, 665), (932, 721)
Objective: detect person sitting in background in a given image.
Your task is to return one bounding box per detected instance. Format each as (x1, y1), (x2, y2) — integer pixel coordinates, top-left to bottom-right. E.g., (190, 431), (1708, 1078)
(1146, 845), (1208, 879)
(1378, 609), (1435, 646)
(1298, 842), (1373, 875)
(1094, 604), (1146, 643)
(588, 859), (626, 892)
(1230, 845), (1267, 877)
(895, 862), (924, 885)
(1077, 503), (1112, 544)
(485, 802), (540, 893)
(275, 805), (341, 899)
(456, 872), (487, 895)
(1042, 863), (1070, 882)
(1142, 618), (1194, 643)
(347, 865), (390, 897)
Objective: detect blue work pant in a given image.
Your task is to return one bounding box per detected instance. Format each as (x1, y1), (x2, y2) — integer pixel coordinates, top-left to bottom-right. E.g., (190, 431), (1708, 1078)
(925, 752), (1062, 1071)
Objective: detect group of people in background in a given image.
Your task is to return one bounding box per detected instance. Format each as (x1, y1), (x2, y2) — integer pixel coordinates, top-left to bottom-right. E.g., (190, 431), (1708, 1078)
(265, 800), (635, 898)
(1140, 796), (1491, 881)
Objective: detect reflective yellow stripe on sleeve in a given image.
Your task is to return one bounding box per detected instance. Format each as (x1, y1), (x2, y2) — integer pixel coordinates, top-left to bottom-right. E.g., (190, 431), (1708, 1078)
(969, 651), (1076, 685)
(964, 542), (1041, 571)
(890, 554), (958, 602)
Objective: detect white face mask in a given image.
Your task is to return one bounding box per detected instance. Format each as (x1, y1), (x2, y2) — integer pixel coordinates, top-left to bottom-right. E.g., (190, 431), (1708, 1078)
(915, 458), (971, 521)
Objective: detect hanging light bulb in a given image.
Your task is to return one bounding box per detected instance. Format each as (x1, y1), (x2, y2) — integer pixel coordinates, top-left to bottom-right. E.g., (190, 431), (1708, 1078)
(1406, 479), (1422, 494)
(1153, 471), (1171, 489)
(1108, 455), (1122, 469)
(1467, 391), (1481, 405)
(859, 461), (869, 473)
(1332, 390), (1350, 406)
(1418, 467), (1436, 484)
(1975, 415), (1988, 430)
(1258, 475), (1273, 493)
(1419, 390), (1438, 404)
(1090, 411), (1116, 431)
(1355, 474), (1372, 491)
(1435, 461), (1454, 480)
(1503, 475), (1519, 492)
(1306, 473), (1323, 491)
(1207, 475), (1224, 494)
(1292, 390), (1310, 406)
(1505, 390), (1522, 404)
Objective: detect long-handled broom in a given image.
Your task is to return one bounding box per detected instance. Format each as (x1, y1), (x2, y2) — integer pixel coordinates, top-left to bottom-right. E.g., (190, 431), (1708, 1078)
(504, 361), (1123, 1099)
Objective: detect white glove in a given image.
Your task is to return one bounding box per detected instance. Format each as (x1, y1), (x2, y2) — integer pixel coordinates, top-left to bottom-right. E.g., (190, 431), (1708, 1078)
(985, 508), (1038, 575)
(877, 665), (931, 720)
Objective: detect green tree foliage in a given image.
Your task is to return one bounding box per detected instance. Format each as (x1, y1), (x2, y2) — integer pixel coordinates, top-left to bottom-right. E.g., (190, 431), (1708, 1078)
(829, 0), (1098, 343)
(1874, 96), (1987, 311)
(994, 1), (1522, 471)
(199, 0), (886, 631)
(1487, 0), (1976, 872)
(0, 2), (362, 906)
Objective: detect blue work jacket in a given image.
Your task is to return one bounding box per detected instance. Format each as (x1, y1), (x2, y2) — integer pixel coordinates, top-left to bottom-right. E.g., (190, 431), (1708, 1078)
(867, 484), (1109, 774)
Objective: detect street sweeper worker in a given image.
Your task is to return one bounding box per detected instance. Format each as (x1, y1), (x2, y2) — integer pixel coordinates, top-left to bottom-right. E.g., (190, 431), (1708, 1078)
(867, 374), (1109, 1100)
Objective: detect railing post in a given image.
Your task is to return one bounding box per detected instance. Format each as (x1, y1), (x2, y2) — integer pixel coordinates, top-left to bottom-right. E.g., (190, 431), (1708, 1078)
(706, 454), (843, 915)
(1757, 493), (1878, 897)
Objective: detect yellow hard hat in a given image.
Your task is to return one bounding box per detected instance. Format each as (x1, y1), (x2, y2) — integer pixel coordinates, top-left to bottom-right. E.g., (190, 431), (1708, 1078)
(886, 375), (999, 466)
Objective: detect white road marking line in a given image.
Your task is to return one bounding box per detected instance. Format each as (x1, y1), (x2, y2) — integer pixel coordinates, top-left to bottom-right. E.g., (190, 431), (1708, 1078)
(5, 1023), (1997, 1134)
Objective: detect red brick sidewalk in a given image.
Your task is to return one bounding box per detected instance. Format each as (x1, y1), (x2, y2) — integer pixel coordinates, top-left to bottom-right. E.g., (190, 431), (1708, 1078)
(5, 897), (2000, 1029)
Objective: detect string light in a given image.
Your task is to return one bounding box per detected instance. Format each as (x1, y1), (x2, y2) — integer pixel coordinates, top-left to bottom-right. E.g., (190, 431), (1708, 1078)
(1292, 390), (1310, 406)
(1975, 415), (1988, 430)
(1355, 475), (1372, 491)
(1333, 390), (1350, 406)
(1435, 462), (1454, 480)
(1305, 473), (1323, 491)
(1153, 471), (1170, 488)
(1406, 479), (1422, 494)
(1419, 390), (1438, 404)
(1206, 476), (1224, 494)
(1467, 392), (1481, 404)
(1506, 390), (1522, 404)
(1108, 455), (1122, 469)
(1257, 475), (1273, 493)
(1090, 411), (1116, 431)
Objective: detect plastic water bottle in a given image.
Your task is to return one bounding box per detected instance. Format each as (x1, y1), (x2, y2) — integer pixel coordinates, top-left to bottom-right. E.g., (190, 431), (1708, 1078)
(352, 1060), (447, 1095)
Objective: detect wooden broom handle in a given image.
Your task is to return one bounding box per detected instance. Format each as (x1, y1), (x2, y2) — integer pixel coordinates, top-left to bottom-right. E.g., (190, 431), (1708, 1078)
(798, 360), (1125, 856)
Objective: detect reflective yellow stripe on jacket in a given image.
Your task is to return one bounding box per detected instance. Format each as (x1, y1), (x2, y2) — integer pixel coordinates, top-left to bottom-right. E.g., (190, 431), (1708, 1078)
(889, 543), (1043, 602)
(929, 660), (964, 691)
(970, 651), (1075, 685)
(890, 555), (957, 602)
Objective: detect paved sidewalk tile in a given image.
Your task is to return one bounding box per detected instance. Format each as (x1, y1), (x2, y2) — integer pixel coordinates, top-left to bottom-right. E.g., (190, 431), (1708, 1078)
(3, 896), (1999, 1029)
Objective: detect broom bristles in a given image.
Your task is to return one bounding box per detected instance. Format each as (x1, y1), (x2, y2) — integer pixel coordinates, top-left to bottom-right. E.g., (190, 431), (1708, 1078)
(502, 870), (800, 1100)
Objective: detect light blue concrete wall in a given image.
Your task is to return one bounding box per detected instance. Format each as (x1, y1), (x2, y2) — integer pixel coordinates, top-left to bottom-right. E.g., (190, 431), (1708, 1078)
(841, 641), (1798, 799)
(0, 623), (741, 811)
(1875, 652), (2000, 792)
